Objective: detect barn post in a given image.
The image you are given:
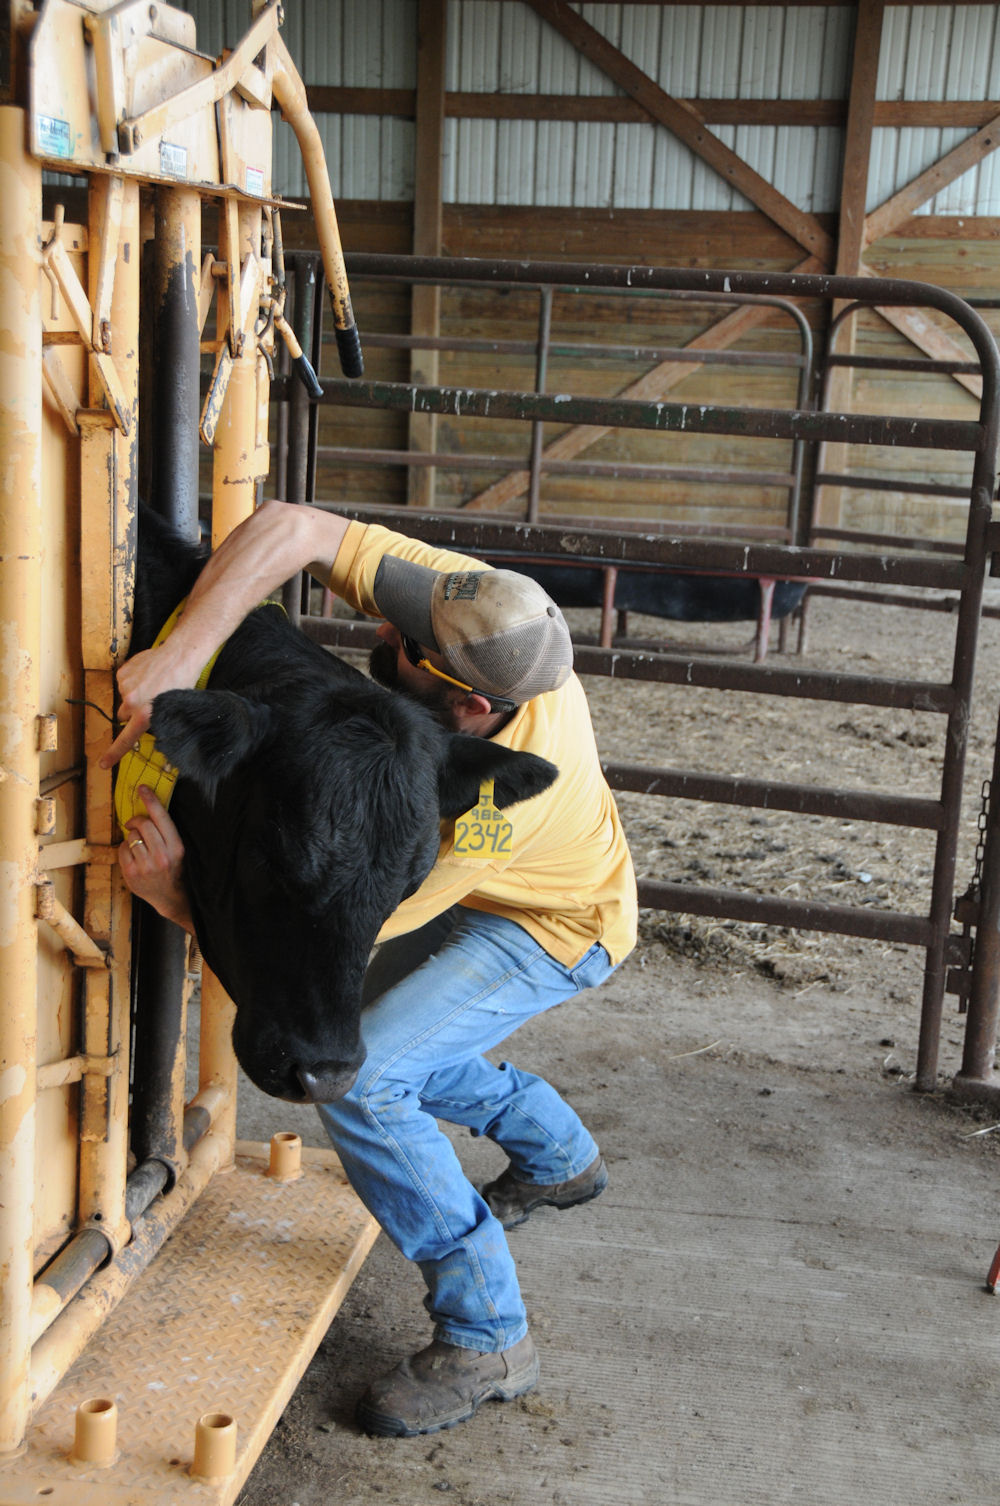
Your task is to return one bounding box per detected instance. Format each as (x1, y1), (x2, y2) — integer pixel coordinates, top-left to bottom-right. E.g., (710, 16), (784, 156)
(0, 102), (43, 1457)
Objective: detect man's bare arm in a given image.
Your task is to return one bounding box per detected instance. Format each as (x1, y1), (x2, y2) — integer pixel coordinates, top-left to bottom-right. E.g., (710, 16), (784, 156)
(102, 501), (349, 768)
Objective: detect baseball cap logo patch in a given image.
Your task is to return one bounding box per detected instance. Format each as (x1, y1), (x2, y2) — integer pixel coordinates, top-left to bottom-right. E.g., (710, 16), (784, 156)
(443, 573), (481, 602)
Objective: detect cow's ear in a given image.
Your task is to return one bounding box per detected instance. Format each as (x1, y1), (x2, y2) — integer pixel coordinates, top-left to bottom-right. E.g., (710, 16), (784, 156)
(438, 735), (558, 819)
(150, 689), (273, 802)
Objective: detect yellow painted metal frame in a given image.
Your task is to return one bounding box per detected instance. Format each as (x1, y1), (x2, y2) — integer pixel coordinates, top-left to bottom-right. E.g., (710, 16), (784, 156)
(0, 0), (369, 1487)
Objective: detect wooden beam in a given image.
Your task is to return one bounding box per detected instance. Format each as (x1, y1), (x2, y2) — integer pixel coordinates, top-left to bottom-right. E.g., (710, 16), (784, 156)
(463, 255), (822, 514)
(444, 94), (849, 126)
(835, 3), (883, 280)
(302, 86), (1000, 134)
(813, 1), (883, 535)
(878, 102), (1000, 128)
(522, 0), (835, 265)
(408, 0), (446, 508)
(863, 112), (1000, 249)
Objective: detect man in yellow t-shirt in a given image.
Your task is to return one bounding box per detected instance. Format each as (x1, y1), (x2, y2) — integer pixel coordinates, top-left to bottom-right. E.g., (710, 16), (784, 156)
(104, 500), (637, 1439)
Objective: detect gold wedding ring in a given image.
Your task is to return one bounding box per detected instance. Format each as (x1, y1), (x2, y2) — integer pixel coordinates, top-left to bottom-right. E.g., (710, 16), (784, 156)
(128, 837), (145, 850)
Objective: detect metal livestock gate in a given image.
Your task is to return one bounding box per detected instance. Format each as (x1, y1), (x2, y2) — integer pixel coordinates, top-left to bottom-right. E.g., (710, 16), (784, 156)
(0, 4), (376, 1502)
(271, 253), (1000, 1107)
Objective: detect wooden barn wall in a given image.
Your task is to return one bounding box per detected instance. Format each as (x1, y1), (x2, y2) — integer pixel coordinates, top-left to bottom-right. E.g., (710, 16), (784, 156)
(277, 203), (1000, 542)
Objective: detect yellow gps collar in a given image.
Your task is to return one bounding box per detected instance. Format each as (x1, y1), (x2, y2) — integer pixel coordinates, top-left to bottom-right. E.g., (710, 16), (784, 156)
(114, 599), (222, 830)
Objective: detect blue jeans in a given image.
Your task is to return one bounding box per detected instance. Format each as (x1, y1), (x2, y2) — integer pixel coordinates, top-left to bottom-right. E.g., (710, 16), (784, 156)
(315, 906), (616, 1353)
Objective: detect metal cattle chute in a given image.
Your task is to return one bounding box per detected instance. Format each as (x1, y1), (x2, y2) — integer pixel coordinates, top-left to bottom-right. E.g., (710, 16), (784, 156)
(0, 4), (372, 1500)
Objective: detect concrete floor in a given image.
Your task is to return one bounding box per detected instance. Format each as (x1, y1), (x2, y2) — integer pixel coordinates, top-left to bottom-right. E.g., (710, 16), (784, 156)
(233, 948), (1000, 1506)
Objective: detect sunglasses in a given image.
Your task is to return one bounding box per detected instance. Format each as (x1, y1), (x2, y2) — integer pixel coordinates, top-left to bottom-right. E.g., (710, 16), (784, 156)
(399, 634), (518, 714)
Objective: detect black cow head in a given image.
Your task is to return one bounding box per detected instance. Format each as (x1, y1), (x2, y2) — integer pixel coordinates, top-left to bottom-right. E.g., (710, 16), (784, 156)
(149, 660), (557, 1105)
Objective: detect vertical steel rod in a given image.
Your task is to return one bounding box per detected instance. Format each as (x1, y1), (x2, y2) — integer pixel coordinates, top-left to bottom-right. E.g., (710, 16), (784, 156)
(130, 186), (202, 1179)
(77, 174), (140, 1253)
(151, 187), (201, 540)
(914, 478), (995, 1089)
(201, 199), (267, 1159)
(527, 286), (553, 524)
(282, 255), (319, 624)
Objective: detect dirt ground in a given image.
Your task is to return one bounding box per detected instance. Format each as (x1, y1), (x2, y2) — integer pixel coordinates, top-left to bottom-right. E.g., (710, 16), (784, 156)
(234, 587), (1000, 1506)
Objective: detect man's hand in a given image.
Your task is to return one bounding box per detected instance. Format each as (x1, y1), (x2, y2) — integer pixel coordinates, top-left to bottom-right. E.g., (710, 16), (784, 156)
(102, 640), (200, 769)
(118, 786), (196, 935)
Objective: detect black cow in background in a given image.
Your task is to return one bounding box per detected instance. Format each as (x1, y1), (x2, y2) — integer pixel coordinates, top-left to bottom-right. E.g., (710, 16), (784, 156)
(499, 561), (806, 658)
(128, 508), (557, 1104)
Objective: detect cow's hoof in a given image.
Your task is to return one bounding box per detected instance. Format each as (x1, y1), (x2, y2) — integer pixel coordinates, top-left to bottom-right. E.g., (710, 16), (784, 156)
(356, 1334), (539, 1438)
(480, 1153), (608, 1230)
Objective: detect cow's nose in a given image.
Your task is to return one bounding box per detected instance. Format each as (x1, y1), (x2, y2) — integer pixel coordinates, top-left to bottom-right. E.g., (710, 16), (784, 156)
(296, 1064), (359, 1103)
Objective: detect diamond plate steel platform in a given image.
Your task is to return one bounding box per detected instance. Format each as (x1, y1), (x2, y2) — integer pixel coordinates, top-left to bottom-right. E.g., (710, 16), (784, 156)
(0, 1141), (379, 1506)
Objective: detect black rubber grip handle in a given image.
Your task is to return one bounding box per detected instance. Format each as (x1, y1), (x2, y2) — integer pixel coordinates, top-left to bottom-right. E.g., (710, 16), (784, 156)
(335, 323), (364, 379)
(293, 353), (324, 400)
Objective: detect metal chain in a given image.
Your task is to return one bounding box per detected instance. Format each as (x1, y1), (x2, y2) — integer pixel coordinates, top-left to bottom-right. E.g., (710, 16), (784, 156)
(971, 777), (992, 897)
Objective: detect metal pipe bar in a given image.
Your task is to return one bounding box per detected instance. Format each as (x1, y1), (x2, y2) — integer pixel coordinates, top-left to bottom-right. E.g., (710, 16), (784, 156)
(0, 106), (42, 1455)
(314, 444), (799, 490)
(825, 353), (984, 375)
(35, 883), (108, 969)
(786, 309), (812, 545)
(914, 475), (997, 1087)
(151, 187), (201, 538)
(36, 1055), (112, 1092)
(570, 643), (954, 712)
(271, 37), (361, 375)
(321, 505), (972, 591)
(319, 377), (985, 455)
(200, 197), (267, 1160)
(505, 513), (792, 539)
(636, 878), (946, 949)
(809, 527), (964, 554)
(129, 904), (189, 1177)
(528, 287), (553, 523)
(76, 174), (140, 1273)
(301, 617), (955, 713)
(348, 266), (823, 317)
(602, 762), (945, 829)
(281, 257), (319, 624)
(352, 330), (808, 369)
(814, 472), (973, 500)
(807, 583), (1000, 621)
(132, 190), (200, 1181)
(40, 765), (85, 795)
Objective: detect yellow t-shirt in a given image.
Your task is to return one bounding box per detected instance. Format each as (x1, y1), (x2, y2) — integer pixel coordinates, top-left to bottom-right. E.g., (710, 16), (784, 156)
(329, 522), (638, 969)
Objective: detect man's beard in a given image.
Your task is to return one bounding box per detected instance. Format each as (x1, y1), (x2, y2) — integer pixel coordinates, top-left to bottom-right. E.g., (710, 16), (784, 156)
(369, 642), (457, 729)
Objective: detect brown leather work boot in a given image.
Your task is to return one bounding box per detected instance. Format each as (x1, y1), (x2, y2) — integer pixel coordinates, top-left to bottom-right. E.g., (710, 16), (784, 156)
(356, 1334), (539, 1437)
(481, 1154), (608, 1229)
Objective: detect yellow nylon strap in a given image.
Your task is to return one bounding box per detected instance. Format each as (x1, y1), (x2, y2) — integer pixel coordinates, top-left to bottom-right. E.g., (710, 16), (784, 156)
(114, 598), (222, 829)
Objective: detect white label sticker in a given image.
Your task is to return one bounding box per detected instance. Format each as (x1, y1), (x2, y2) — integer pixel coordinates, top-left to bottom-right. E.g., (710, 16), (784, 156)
(246, 166), (264, 196)
(160, 141), (188, 179)
(38, 115), (72, 158)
